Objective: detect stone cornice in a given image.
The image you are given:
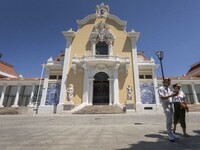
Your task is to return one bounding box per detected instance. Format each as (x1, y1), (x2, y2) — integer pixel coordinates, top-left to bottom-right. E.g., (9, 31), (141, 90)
(72, 55), (130, 74)
(62, 29), (76, 38)
(107, 14), (127, 30)
(76, 14), (127, 30)
(127, 31), (140, 41)
(76, 14), (96, 29)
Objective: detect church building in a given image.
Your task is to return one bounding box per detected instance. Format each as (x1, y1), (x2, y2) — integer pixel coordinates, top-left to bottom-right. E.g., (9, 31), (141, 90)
(40, 3), (157, 113)
(0, 3), (199, 114)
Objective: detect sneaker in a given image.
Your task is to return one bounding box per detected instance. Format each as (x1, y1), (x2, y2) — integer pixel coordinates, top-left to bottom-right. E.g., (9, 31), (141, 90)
(183, 133), (190, 137)
(168, 139), (175, 142)
(168, 134), (175, 142)
(172, 132), (179, 139)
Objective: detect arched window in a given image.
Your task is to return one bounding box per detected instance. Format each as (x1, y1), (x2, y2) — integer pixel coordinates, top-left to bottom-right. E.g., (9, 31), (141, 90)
(96, 42), (108, 55)
(94, 72), (109, 81)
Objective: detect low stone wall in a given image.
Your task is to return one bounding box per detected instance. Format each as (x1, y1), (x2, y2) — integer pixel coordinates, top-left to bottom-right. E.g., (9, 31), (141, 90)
(0, 107), (18, 115)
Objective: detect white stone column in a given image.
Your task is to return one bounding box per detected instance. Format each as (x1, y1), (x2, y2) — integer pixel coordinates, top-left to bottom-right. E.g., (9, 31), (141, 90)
(59, 29), (75, 105)
(29, 84), (36, 106)
(191, 83), (199, 104)
(152, 65), (160, 105)
(40, 78), (49, 106)
(0, 84), (7, 107)
(89, 78), (94, 105)
(12, 84), (21, 107)
(83, 69), (89, 105)
(113, 70), (119, 104)
(128, 32), (141, 108)
(90, 41), (96, 56)
(108, 78), (114, 105)
(108, 40), (113, 55)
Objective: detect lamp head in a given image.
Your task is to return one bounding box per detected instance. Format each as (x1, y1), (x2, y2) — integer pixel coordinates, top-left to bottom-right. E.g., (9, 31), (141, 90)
(155, 51), (164, 60)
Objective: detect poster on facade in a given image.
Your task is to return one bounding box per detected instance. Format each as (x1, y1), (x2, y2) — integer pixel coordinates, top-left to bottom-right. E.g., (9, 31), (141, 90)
(140, 83), (156, 104)
(45, 83), (61, 105)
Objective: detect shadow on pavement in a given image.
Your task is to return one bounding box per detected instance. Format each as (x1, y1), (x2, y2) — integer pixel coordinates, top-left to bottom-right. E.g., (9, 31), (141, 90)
(115, 130), (200, 150)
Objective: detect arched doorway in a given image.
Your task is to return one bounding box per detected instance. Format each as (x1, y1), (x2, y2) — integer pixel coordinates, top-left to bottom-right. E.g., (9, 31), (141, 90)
(93, 72), (109, 105)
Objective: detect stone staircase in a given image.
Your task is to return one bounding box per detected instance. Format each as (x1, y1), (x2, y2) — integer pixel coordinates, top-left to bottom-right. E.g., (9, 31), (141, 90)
(72, 105), (125, 114)
(0, 104), (199, 115)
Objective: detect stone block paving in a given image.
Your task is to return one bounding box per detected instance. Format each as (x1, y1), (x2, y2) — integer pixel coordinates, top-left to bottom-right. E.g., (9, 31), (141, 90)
(0, 114), (200, 150)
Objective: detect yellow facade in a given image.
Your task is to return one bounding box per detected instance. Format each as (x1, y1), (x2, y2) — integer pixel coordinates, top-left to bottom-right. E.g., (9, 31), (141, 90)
(65, 4), (137, 105)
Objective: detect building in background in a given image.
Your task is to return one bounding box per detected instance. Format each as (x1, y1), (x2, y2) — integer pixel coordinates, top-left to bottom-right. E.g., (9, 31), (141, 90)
(186, 61), (200, 77)
(0, 3), (199, 114)
(0, 60), (43, 108)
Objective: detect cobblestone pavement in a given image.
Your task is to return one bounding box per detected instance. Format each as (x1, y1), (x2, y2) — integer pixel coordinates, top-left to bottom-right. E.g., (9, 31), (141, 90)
(0, 113), (200, 150)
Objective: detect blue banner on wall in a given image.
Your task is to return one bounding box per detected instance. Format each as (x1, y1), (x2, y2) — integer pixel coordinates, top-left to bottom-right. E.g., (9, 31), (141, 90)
(45, 83), (61, 105)
(140, 83), (156, 104)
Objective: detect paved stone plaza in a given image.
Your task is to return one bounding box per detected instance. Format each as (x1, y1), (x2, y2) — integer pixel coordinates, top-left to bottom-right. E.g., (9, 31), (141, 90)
(0, 113), (200, 150)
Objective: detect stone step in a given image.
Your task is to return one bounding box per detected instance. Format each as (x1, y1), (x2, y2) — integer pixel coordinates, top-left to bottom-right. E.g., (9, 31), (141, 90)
(188, 104), (200, 112)
(73, 105), (125, 114)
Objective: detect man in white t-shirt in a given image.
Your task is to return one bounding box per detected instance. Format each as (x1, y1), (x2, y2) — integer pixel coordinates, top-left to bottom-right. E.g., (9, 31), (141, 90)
(158, 78), (178, 142)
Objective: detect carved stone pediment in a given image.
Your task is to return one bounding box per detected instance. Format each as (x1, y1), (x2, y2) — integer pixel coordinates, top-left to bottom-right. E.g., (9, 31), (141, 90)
(89, 21), (114, 44)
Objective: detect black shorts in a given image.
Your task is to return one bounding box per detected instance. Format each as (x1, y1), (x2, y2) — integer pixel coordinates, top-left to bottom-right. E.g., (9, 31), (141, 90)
(174, 102), (186, 128)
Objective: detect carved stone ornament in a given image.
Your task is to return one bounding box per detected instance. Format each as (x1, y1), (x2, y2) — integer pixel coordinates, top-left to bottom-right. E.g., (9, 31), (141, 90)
(89, 21), (114, 43)
(47, 57), (53, 62)
(96, 3), (109, 18)
(66, 84), (74, 102)
(127, 85), (133, 100)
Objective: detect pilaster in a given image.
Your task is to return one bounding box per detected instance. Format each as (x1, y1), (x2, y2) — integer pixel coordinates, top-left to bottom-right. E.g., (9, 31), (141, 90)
(128, 31), (141, 107)
(113, 70), (119, 104)
(28, 84), (36, 106)
(108, 40), (113, 55)
(90, 40), (96, 56)
(59, 29), (75, 105)
(0, 84), (7, 107)
(40, 78), (49, 106)
(89, 78), (94, 105)
(152, 65), (160, 105)
(12, 84), (21, 107)
(191, 83), (199, 104)
(83, 69), (89, 105)
(108, 78), (114, 105)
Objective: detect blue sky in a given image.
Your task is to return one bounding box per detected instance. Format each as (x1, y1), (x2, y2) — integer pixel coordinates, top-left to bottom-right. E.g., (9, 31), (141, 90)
(0, 0), (200, 78)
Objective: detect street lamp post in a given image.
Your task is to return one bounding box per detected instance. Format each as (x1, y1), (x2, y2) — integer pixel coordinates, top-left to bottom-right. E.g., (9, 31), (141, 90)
(155, 51), (165, 81)
(0, 53), (3, 59)
(34, 64), (45, 115)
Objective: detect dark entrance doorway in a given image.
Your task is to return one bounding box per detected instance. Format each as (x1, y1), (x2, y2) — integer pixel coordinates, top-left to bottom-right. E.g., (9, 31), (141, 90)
(93, 72), (109, 105)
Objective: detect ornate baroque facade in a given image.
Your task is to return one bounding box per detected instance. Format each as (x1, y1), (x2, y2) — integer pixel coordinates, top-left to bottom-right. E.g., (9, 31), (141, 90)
(0, 3), (200, 114)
